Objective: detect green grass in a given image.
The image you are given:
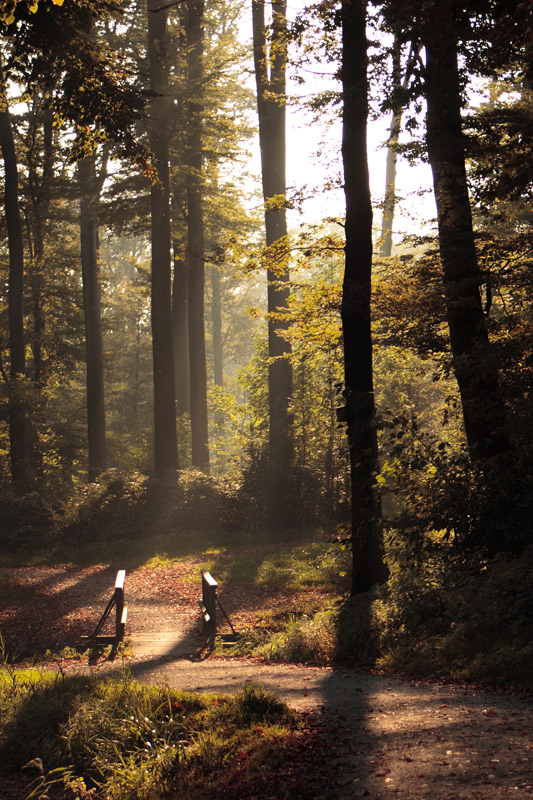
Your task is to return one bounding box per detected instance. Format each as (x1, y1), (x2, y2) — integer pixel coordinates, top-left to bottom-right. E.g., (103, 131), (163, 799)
(204, 540), (350, 592)
(0, 667), (306, 800)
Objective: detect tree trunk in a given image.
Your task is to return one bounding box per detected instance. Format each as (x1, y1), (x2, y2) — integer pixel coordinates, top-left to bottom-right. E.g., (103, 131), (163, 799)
(379, 39), (420, 257)
(186, 0), (210, 471)
(211, 264), (223, 387)
(148, 0), (179, 473)
(341, 0), (388, 593)
(0, 61), (30, 491)
(172, 252), (190, 415)
(423, 5), (508, 460)
(252, 0), (293, 524)
(379, 38), (402, 258)
(78, 151), (107, 482)
(28, 105), (54, 388)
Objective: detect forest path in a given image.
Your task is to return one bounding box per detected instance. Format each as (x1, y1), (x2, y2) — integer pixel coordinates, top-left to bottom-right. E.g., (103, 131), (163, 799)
(2, 565), (532, 799)
(125, 656), (533, 800)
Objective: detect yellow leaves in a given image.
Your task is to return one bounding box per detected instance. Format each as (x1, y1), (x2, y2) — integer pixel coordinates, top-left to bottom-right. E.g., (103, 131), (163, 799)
(1, 0), (16, 23)
(51, 0), (65, 5)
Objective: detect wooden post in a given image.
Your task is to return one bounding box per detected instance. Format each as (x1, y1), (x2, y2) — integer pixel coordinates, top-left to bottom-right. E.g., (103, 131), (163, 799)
(201, 570), (217, 648)
(115, 569), (126, 647)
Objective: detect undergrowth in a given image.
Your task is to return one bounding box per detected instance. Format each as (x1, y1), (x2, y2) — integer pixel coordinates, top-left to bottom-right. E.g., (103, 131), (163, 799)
(216, 537), (533, 690)
(0, 669), (310, 799)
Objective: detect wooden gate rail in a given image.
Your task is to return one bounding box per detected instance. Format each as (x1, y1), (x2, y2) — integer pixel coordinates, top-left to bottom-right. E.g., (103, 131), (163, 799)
(199, 570), (217, 648)
(199, 570), (239, 648)
(82, 569), (127, 655)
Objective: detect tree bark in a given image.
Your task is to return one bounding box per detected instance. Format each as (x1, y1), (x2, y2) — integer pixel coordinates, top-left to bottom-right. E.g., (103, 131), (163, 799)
(423, 4), (508, 460)
(27, 104), (54, 388)
(211, 263), (223, 387)
(148, 0), (179, 473)
(379, 38), (402, 258)
(341, 0), (388, 593)
(379, 40), (420, 257)
(252, 0), (293, 524)
(172, 252), (190, 415)
(186, 0), (210, 471)
(0, 60), (30, 491)
(78, 151), (107, 482)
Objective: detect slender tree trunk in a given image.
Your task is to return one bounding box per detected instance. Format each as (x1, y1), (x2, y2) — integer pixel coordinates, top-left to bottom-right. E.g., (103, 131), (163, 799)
(28, 106), (54, 388)
(78, 152), (107, 482)
(148, 0), (179, 473)
(252, 0), (293, 524)
(186, 0), (210, 471)
(211, 264), (223, 387)
(379, 40), (420, 257)
(423, 5), (508, 460)
(0, 61), (29, 491)
(171, 10), (190, 418)
(172, 252), (190, 414)
(341, 0), (388, 593)
(379, 39), (402, 258)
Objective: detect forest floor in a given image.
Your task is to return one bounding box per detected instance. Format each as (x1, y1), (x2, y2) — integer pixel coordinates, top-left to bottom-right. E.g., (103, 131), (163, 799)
(1, 559), (532, 799)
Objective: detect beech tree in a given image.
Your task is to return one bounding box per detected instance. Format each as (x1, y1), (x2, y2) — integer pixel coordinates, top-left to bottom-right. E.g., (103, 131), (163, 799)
(185, 0), (209, 471)
(252, 0), (293, 524)
(78, 147), (108, 482)
(148, 0), (179, 473)
(341, 0), (388, 592)
(421, 0), (508, 460)
(0, 56), (29, 490)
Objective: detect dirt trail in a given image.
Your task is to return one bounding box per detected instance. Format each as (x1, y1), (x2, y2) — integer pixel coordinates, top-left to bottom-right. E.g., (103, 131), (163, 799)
(2, 566), (532, 799)
(116, 653), (531, 800)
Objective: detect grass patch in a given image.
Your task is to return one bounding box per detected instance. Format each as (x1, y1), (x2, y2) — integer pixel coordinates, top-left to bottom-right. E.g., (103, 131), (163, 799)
(0, 667), (324, 799)
(207, 541), (351, 593)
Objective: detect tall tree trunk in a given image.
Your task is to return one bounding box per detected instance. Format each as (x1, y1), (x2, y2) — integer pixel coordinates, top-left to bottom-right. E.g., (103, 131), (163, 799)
(379, 38), (402, 258)
(172, 251), (190, 415)
(186, 0), (210, 471)
(148, 0), (179, 473)
(211, 263), (223, 388)
(423, 5), (508, 460)
(171, 10), (190, 418)
(252, 0), (293, 524)
(341, 0), (388, 593)
(28, 105), (54, 388)
(379, 39), (420, 257)
(0, 61), (29, 491)
(78, 151), (107, 482)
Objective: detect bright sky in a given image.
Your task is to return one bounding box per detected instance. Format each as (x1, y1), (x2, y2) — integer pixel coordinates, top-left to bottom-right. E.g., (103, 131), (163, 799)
(239, 0), (437, 244)
(284, 55), (437, 241)
(242, 0), (436, 238)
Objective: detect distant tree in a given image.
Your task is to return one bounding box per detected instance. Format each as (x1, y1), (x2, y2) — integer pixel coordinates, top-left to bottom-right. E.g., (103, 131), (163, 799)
(147, 0), (179, 473)
(378, 37), (420, 258)
(0, 55), (29, 491)
(252, 0), (293, 525)
(78, 147), (108, 482)
(341, 0), (388, 593)
(185, 0), (209, 471)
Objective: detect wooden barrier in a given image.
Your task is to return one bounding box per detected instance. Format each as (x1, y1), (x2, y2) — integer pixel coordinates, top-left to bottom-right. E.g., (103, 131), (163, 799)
(200, 570), (217, 648)
(83, 569), (127, 655)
